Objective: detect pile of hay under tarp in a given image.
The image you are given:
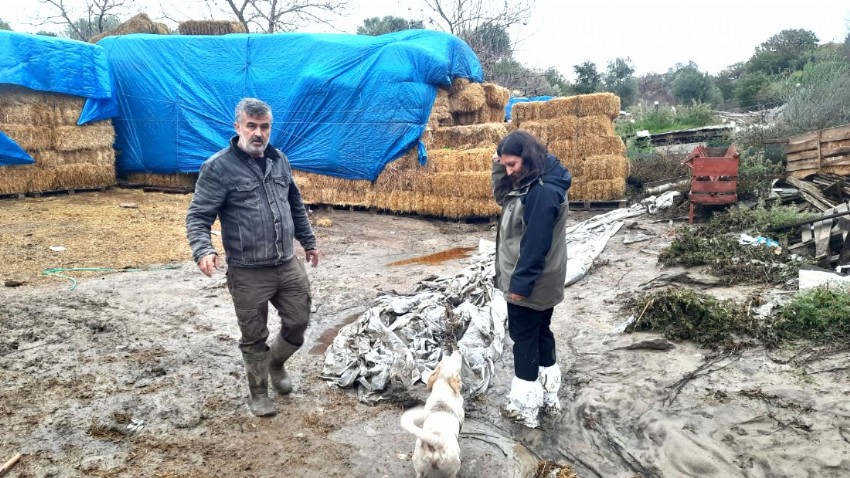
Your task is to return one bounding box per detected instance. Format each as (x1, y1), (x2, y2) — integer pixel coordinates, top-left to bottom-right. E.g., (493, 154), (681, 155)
(89, 13), (169, 43)
(178, 20), (246, 35)
(0, 85), (115, 195)
(513, 92), (628, 201)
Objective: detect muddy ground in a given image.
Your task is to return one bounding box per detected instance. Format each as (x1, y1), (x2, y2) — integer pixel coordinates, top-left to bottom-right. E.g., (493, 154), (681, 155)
(1, 191), (849, 478)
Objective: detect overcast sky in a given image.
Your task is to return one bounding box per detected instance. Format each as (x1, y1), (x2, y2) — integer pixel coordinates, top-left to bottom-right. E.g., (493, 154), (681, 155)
(2, 0), (848, 80)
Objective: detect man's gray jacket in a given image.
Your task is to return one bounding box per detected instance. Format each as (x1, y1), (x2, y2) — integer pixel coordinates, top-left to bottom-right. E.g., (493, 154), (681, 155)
(186, 136), (317, 267)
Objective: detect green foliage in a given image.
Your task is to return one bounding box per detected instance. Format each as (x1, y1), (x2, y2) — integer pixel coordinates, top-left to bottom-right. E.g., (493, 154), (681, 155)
(733, 71), (782, 110)
(542, 67), (571, 96)
(0, 18), (11, 30)
(356, 16), (423, 35)
(658, 225), (800, 285)
(624, 287), (748, 348)
(573, 61), (601, 94)
(623, 149), (688, 193)
(735, 150), (784, 201)
(772, 287), (850, 343)
(747, 29), (819, 75)
(490, 60), (554, 96)
(624, 286), (850, 349)
(778, 58), (850, 136)
(711, 202), (815, 240)
(603, 57), (638, 108)
(671, 63), (721, 105)
(616, 101), (719, 137)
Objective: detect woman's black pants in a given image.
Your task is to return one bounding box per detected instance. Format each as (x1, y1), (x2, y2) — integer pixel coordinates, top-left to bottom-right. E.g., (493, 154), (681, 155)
(507, 303), (556, 381)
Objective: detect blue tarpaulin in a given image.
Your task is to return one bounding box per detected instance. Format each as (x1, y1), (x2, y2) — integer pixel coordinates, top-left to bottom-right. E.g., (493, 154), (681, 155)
(99, 30), (483, 180)
(505, 96), (554, 121)
(0, 131), (34, 166)
(0, 31), (115, 165)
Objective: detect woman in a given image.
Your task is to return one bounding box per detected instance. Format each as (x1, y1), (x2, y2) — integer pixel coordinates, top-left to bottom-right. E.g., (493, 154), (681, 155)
(491, 130), (572, 428)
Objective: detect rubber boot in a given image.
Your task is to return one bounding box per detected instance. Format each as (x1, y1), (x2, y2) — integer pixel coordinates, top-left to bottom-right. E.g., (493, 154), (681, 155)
(500, 376), (543, 428)
(539, 364), (562, 416)
(269, 335), (299, 395)
(242, 351), (277, 417)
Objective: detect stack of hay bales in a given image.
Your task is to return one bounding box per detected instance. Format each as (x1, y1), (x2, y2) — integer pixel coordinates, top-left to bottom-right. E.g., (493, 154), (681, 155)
(89, 13), (170, 43)
(178, 20), (247, 35)
(294, 79), (510, 219)
(512, 93), (628, 201)
(0, 85), (116, 196)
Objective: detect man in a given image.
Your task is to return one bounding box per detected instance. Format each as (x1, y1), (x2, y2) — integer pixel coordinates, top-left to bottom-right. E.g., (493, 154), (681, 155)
(491, 130), (571, 428)
(187, 98), (320, 417)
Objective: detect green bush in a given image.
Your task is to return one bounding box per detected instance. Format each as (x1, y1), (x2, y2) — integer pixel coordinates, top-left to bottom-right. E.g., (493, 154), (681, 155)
(735, 150), (784, 200)
(771, 286), (850, 344)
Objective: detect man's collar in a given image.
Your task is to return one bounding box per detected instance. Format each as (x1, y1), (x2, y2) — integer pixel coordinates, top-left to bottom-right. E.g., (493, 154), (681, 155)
(229, 136), (281, 161)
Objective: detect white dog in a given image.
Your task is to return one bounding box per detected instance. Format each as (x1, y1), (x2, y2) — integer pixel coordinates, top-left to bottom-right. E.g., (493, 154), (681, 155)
(400, 351), (465, 478)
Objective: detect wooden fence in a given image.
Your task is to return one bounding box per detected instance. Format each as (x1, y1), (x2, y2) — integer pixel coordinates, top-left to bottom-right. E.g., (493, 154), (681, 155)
(786, 123), (850, 178)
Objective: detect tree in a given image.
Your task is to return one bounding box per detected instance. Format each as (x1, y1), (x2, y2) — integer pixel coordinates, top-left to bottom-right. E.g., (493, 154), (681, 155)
(0, 18), (11, 30)
(38, 0), (126, 41)
(734, 71), (777, 110)
(713, 62), (745, 107)
(573, 61), (601, 94)
(222, 0), (351, 33)
(542, 67), (570, 96)
(420, 0), (534, 75)
(489, 60), (554, 96)
(636, 72), (674, 105)
(356, 16), (423, 35)
(747, 29), (819, 75)
(603, 57), (638, 108)
(670, 63), (720, 105)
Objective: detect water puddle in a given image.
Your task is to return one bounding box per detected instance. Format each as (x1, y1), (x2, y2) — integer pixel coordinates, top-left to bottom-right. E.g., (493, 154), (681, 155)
(386, 246), (476, 267)
(309, 313), (360, 355)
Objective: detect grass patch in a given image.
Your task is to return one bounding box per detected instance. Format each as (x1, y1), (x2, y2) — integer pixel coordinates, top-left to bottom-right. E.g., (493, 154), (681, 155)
(769, 286), (850, 344)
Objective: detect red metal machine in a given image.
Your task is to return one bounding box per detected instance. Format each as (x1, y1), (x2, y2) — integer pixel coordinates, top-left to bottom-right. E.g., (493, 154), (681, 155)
(683, 145), (740, 223)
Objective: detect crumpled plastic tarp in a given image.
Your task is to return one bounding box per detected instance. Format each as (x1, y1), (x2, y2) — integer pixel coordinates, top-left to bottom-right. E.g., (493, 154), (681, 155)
(322, 208), (647, 403)
(321, 239), (505, 404)
(0, 131), (34, 166)
(97, 30), (483, 179)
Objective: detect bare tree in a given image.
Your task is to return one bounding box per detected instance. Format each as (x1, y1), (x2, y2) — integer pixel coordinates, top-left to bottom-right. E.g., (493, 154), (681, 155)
(420, 0), (534, 75)
(220, 0), (351, 33)
(38, 0), (126, 41)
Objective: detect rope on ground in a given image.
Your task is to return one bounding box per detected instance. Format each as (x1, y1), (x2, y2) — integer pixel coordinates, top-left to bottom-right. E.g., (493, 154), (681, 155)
(42, 266), (181, 290)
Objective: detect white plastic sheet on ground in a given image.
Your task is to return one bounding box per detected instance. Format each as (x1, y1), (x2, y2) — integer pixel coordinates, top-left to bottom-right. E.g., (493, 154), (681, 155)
(322, 206), (646, 404)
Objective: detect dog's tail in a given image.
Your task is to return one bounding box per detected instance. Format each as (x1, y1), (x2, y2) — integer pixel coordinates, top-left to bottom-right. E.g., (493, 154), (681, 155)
(400, 406), (445, 449)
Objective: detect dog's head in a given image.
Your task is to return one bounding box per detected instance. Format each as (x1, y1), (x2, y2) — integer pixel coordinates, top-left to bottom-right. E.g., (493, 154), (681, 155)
(426, 350), (463, 394)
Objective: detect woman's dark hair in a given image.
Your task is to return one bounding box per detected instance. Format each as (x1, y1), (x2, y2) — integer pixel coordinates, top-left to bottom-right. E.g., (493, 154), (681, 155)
(496, 130), (548, 179)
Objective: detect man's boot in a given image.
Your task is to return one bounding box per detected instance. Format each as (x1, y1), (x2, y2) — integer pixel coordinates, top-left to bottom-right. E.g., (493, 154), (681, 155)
(269, 335), (299, 395)
(500, 376), (543, 428)
(242, 351), (277, 417)
(538, 364), (562, 416)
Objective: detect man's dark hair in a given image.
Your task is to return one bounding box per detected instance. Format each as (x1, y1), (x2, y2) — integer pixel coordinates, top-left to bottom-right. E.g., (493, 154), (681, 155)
(497, 130), (548, 181)
(235, 98), (272, 122)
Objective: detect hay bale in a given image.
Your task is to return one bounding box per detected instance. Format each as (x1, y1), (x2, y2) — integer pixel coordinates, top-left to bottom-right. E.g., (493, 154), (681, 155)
(178, 20), (247, 35)
(568, 177), (626, 201)
(449, 82), (486, 113)
(427, 172), (492, 199)
(482, 83), (510, 108)
(427, 148), (494, 173)
(488, 106), (505, 123)
(428, 88), (453, 128)
(511, 102), (541, 124)
(428, 123), (507, 150)
(452, 110), (484, 126)
(538, 93), (621, 120)
(562, 155), (630, 181)
(52, 122), (115, 151)
(0, 124), (47, 151)
(576, 115), (615, 137)
(0, 86), (86, 125)
(31, 147), (114, 167)
(548, 136), (626, 160)
(89, 13), (166, 43)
